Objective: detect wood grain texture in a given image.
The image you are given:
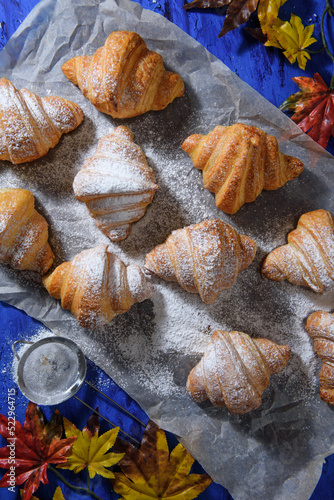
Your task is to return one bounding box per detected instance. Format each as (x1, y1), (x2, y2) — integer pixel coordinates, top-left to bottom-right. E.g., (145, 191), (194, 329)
(1, 0), (333, 155)
(0, 1), (333, 499)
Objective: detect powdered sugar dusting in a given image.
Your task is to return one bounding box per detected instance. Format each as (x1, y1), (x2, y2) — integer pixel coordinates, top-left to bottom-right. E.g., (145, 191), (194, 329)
(146, 219), (256, 304)
(187, 330), (291, 414)
(73, 126), (158, 241)
(1, 4), (334, 498)
(0, 78), (83, 164)
(262, 210), (334, 293)
(44, 243), (152, 328)
(11, 326), (56, 385)
(0, 101), (325, 404)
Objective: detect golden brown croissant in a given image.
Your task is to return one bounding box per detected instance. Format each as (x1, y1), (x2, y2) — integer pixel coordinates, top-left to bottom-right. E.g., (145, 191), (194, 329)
(0, 188), (54, 274)
(73, 126), (158, 241)
(187, 329), (291, 414)
(0, 78), (84, 164)
(306, 311), (334, 404)
(182, 123), (304, 214)
(145, 219), (257, 304)
(62, 31), (185, 119)
(42, 243), (152, 328)
(262, 209), (334, 293)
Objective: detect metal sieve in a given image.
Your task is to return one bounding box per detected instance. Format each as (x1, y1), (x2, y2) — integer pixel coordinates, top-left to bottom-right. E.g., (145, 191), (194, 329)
(12, 336), (145, 445)
(14, 336), (87, 406)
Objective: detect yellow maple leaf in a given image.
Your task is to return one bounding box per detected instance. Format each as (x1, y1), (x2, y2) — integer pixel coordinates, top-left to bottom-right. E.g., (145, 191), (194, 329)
(53, 487), (66, 500)
(271, 13), (317, 69)
(258, 0), (287, 48)
(111, 420), (212, 499)
(57, 417), (124, 479)
(258, 0), (287, 28)
(20, 486), (65, 500)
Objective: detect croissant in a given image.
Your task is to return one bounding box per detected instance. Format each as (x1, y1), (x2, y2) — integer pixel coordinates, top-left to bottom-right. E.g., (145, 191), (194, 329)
(306, 311), (334, 404)
(0, 188), (54, 274)
(262, 209), (334, 293)
(145, 219), (257, 304)
(182, 123), (304, 214)
(0, 78), (83, 164)
(186, 329), (291, 414)
(42, 243), (152, 328)
(62, 31), (185, 119)
(73, 126), (158, 241)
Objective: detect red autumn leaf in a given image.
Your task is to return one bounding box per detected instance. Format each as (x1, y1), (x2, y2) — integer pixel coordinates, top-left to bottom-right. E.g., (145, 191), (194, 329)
(183, 0), (259, 37)
(280, 73), (334, 149)
(0, 402), (76, 500)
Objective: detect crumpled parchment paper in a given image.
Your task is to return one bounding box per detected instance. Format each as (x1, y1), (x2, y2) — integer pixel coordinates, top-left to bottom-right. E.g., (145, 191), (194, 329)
(1, 0), (334, 498)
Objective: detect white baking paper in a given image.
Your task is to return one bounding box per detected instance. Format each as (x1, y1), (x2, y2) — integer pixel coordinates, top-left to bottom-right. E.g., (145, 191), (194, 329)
(1, 0), (334, 498)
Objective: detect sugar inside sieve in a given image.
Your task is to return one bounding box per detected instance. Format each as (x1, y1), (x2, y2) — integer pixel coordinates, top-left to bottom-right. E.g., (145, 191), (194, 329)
(13, 336), (146, 445)
(14, 336), (87, 405)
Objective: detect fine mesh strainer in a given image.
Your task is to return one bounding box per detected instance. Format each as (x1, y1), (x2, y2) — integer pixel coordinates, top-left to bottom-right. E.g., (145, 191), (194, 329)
(14, 336), (87, 406)
(12, 336), (145, 445)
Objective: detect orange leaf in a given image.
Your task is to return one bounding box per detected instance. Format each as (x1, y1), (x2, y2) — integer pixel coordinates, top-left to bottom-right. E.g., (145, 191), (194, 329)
(280, 73), (334, 149)
(0, 402), (76, 500)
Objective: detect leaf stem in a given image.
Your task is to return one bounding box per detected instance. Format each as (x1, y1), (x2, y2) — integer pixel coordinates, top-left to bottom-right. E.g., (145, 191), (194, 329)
(320, 0), (334, 88)
(306, 48), (326, 55)
(48, 465), (104, 500)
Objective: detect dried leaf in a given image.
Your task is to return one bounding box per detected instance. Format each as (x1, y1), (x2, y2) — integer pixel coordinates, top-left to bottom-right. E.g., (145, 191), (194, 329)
(183, 0), (228, 9)
(20, 491), (40, 500)
(111, 420), (212, 499)
(280, 73), (334, 149)
(53, 486), (66, 500)
(57, 414), (124, 479)
(20, 485), (66, 500)
(85, 408), (100, 437)
(258, 0), (287, 28)
(0, 402), (76, 500)
(245, 27), (268, 44)
(183, 0), (259, 36)
(219, 0), (259, 37)
(271, 14), (317, 69)
(257, 0), (287, 48)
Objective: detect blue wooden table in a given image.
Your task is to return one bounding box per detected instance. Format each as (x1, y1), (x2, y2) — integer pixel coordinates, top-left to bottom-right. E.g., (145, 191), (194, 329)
(0, 1), (334, 499)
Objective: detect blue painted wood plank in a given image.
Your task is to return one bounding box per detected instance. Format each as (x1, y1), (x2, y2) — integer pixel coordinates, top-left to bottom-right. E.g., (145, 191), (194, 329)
(1, 0), (333, 154)
(0, 299), (231, 499)
(0, 1), (333, 499)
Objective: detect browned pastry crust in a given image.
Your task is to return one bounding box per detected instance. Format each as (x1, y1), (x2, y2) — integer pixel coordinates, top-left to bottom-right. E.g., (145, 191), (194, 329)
(306, 311), (334, 405)
(0, 188), (54, 274)
(186, 329), (291, 414)
(182, 123), (304, 214)
(73, 125), (158, 241)
(42, 243), (152, 328)
(262, 209), (334, 293)
(0, 78), (84, 164)
(145, 219), (257, 304)
(62, 31), (185, 119)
